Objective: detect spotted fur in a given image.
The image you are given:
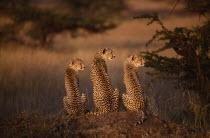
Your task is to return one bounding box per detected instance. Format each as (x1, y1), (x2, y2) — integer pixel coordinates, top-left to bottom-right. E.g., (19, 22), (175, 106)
(63, 59), (87, 115)
(122, 55), (145, 121)
(90, 48), (119, 115)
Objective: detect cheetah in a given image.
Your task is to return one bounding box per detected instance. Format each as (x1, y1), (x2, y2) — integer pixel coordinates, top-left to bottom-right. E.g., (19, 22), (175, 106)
(122, 55), (145, 122)
(63, 59), (87, 115)
(90, 48), (119, 115)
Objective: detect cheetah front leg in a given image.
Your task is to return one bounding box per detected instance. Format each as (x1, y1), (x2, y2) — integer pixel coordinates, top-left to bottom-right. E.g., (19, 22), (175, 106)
(112, 88), (119, 112)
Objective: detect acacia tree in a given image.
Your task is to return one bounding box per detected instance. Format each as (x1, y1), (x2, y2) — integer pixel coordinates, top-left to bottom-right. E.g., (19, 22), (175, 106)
(133, 0), (210, 129)
(134, 0), (210, 107)
(134, 13), (210, 128)
(135, 13), (209, 105)
(0, 0), (125, 46)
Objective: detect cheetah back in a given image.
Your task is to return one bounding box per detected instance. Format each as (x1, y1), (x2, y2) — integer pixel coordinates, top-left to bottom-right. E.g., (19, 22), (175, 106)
(63, 67), (85, 115)
(90, 58), (117, 113)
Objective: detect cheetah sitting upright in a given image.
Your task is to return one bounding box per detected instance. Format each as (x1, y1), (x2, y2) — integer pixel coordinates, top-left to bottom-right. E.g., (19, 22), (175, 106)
(122, 55), (145, 122)
(90, 48), (119, 115)
(63, 59), (87, 116)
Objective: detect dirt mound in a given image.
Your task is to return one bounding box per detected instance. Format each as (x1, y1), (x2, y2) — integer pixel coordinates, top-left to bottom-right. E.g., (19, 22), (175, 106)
(0, 111), (205, 137)
(53, 111), (200, 137)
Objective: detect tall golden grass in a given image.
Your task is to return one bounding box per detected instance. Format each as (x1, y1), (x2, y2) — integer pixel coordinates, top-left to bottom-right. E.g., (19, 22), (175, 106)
(0, 43), (187, 119)
(0, 0), (207, 127)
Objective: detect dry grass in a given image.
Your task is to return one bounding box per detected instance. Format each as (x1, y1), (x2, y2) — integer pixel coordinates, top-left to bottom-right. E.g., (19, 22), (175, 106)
(0, 0), (209, 136)
(0, 0), (206, 117)
(0, 46), (67, 114)
(0, 43), (180, 116)
(1, 43), (205, 132)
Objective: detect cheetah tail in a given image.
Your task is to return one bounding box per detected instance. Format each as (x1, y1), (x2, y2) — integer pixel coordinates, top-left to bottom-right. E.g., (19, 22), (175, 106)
(81, 93), (87, 104)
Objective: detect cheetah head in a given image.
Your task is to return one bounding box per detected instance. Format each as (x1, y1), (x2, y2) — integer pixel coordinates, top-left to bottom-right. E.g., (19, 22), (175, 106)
(128, 55), (145, 67)
(101, 48), (115, 60)
(69, 59), (85, 71)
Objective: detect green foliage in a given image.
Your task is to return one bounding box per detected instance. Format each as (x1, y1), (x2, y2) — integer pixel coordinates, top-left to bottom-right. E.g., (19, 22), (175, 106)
(135, 14), (210, 104)
(135, 13), (210, 129)
(184, 0), (210, 14)
(149, 0), (210, 15)
(0, 0), (125, 46)
(0, 23), (18, 42)
(64, 0), (125, 15)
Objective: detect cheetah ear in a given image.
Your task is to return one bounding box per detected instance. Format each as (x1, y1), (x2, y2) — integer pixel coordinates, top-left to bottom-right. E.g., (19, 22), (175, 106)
(131, 55), (135, 61)
(102, 48), (107, 54)
(69, 60), (74, 66)
(127, 55), (134, 60)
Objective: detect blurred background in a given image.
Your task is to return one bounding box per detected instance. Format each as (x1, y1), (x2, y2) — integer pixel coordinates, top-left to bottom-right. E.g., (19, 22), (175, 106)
(0, 0), (209, 126)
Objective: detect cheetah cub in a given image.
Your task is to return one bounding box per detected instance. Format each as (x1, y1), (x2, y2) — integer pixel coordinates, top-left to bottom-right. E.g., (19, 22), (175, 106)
(90, 48), (119, 115)
(63, 59), (87, 116)
(122, 55), (145, 123)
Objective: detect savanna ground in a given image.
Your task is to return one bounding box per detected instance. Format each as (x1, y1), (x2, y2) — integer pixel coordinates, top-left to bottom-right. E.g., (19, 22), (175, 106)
(0, 0), (209, 137)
